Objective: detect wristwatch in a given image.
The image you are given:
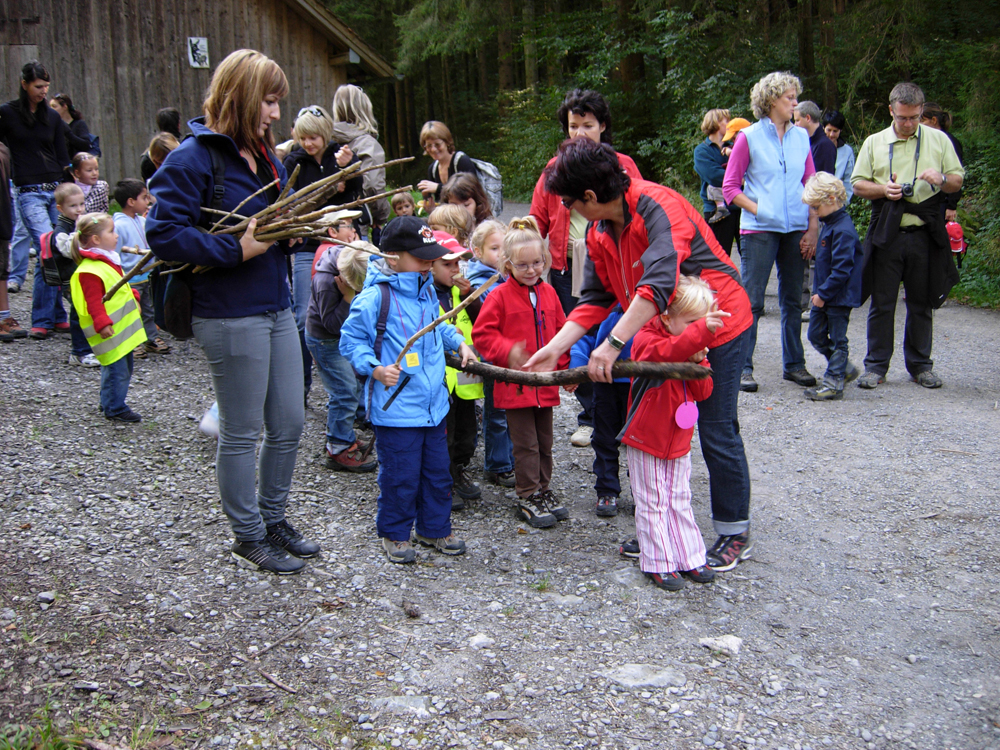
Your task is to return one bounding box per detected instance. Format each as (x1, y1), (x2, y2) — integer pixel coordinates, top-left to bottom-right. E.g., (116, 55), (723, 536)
(606, 332), (626, 352)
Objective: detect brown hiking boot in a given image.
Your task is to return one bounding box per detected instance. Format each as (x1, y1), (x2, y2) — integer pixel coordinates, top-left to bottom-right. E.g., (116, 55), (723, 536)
(325, 443), (377, 473)
(0, 317), (27, 339)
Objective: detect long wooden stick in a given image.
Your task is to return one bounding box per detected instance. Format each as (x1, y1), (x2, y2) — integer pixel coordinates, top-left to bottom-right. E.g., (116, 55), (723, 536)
(444, 356), (712, 384)
(158, 263), (191, 276)
(101, 251), (155, 301)
(275, 163), (300, 204)
(393, 272), (501, 366)
(209, 178), (280, 232)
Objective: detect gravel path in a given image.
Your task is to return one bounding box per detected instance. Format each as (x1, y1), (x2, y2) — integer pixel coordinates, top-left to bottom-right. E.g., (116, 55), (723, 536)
(2, 253), (998, 750)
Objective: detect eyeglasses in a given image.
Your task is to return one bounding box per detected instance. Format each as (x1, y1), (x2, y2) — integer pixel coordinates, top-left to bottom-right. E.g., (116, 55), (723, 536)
(297, 106), (327, 120)
(891, 113), (921, 123)
(512, 260), (545, 272)
(560, 197), (577, 209)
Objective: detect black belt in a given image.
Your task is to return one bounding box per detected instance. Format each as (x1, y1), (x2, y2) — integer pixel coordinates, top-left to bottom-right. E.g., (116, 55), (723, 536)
(16, 182), (60, 195)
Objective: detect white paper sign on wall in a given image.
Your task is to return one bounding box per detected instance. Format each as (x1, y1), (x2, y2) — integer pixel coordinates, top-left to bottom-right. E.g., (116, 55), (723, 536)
(188, 38), (210, 69)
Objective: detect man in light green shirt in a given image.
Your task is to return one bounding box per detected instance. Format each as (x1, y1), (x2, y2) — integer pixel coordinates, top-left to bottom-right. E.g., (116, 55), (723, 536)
(850, 82), (964, 390)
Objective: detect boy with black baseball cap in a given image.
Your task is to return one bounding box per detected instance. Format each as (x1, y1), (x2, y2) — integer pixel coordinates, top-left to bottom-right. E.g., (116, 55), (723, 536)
(340, 217), (476, 563)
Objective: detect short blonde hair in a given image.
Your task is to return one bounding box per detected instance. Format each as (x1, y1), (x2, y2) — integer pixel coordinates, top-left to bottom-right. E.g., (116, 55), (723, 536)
(203, 49), (288, 152)
(428, 204), (472, 246)
(337, 242), (375, 292)
(666, 275), (715, 320)
(470, 219), (506, 258)
(293, 105), (333, 145)
(802, 171), (847, 208)
(500, 216), (550, 276)
(54, 182), (84, 206)
(419, 120), (455, 153)
(700, 108), (731, 136)
(750, 71), (802, 120)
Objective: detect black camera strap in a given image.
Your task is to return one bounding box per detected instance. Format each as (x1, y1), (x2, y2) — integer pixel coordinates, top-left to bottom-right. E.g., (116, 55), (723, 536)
(888, 125), (921, 189)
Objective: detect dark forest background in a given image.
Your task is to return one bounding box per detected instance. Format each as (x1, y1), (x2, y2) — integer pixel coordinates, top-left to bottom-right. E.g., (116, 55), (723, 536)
(327, 0), (1000, 306)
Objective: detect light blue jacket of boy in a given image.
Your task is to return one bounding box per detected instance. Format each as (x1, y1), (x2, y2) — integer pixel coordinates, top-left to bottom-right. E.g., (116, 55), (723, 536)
(340, 258), (465, 427)
(114, 212), (150, 284)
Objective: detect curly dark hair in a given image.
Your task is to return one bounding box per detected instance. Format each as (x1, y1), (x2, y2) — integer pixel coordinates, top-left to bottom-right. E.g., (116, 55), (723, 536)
(556, 89), (613, 144)
(544, 138), (630, 204)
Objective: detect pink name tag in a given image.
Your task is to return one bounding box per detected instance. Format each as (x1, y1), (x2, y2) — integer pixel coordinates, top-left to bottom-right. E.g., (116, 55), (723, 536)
(675, 401), (699, 429)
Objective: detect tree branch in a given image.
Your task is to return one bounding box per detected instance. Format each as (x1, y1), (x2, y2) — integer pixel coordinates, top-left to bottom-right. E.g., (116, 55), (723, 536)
(443, 355), (711, 385)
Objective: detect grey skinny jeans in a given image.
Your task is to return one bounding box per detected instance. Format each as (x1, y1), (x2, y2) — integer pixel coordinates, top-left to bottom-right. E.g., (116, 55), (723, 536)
(193, 310), (305, 541)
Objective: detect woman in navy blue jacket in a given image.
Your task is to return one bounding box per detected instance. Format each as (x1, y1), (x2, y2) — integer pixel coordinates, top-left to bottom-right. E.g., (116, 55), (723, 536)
(146, 49), (317, 575)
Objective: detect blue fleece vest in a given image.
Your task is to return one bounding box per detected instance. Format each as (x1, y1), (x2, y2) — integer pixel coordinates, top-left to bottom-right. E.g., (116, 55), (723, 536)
(740, 118), (811, 234)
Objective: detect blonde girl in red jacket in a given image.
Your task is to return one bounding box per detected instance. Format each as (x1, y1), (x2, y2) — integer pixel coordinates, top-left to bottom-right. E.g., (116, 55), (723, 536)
(472, 217), (570, 529)
(623, 276), (730, 591)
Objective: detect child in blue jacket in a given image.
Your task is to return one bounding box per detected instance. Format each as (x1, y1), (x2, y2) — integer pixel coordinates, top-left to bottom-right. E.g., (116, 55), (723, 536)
(340, 217), (476, 564)
(802, 172), (864, 401)
(570, 306), (632, 517)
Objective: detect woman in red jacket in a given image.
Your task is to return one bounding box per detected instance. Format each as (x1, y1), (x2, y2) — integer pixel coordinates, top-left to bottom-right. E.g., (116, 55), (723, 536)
(473, 217), (569, 530)
(623, 276), (728, 590)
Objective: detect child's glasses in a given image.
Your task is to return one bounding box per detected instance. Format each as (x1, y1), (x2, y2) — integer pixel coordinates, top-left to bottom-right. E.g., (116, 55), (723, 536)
(512, 260), (545, 272)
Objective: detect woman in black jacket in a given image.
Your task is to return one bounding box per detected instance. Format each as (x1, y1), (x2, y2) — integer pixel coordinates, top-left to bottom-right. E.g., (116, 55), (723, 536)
(50, 93), (94, 156)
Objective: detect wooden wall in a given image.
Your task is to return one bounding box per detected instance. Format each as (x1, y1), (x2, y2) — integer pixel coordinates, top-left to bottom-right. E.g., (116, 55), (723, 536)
(0, 0), (364, 184)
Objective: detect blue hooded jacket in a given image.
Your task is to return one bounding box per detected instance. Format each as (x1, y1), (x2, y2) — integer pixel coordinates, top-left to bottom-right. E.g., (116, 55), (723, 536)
(340, 259), (466, 427)
(570, 307), (632, 384)
(145, 118), (292, 319)
(813, 207), (863, 308)
(465, 258), (503, 297)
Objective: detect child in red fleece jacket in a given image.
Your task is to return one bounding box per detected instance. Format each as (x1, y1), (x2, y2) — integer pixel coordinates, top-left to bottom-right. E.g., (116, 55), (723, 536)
(68, 213), (147, 422)
(622, 275), (730, 592)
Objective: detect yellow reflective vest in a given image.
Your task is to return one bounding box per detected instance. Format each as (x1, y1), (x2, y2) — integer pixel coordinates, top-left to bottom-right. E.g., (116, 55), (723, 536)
(70, 257), (148, 365)
(442, 285), (484, 400)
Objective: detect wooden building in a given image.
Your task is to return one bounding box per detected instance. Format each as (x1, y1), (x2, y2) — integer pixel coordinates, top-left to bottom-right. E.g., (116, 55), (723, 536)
(0, 0), (394, 183)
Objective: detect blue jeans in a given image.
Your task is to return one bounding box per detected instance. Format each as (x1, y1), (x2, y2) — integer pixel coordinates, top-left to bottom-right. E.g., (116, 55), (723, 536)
(374, 420), (453, 541)
(739, 231), (806, 375)
(20, 190), (65, 329)
(482, 380), (514, 473)
(808, 305), (852, 384)
(193, 310), (305, 542)
(100, 352), (134, 417)
(305, 333), (360, 454)
(8, 184), (31, 285)
(292, 251), (314, 396)
(699, 329), (752, 535)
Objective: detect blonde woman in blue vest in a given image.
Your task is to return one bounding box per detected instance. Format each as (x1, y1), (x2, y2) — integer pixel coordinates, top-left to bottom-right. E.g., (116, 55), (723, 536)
(722, 71), (820, 394)
(68, 213), (147, 423)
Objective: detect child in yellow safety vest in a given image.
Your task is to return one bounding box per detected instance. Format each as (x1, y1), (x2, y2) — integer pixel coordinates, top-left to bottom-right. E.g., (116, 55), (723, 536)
(69, 213), (147, 423)
(430, 231), (484, 508)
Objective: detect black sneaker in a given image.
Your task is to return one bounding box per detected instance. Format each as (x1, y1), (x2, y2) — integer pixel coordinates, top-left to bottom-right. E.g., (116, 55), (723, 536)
(681, 565), (716, 583)
(740, 372), (758, 393)
(517, 494), (556, 528)
(595, 495), (618, 517)
(106, 408), (142, 423)
(266, 519), (320, 559)
(484, 470), (516, 488)
(451, 493), (465, 512)
(705, 532), (753, 572)
(645, 571), (686, 591)
(452, 465), (482, 500)
(231, 539), (306, 575)
(538, 489), (568, 520)
(804, 383), (843, 401)
(783, 368), (817, 387)
(619, 538), (640, 559)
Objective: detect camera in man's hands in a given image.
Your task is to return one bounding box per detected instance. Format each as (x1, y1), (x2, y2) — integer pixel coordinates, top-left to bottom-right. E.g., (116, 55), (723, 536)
(900, 182), (915, 198)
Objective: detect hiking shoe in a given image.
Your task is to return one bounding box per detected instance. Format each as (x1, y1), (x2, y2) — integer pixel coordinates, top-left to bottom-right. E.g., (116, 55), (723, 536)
(452, 465), (482, 501)
(845, 362), (861, 384)
(708, 207), (730, 224)
(133, 344), (148, 359)
(53, 321), (71, 333)
(645, 571), (687, 591)
(619, 538), (640, 559)
(451, 493), (465, 512)
(68, 352), (100, 367)
(266, 519), (320, 559)
(912, 370), (943, 389)
(517, 494), (557, 528)
(804, 383), (843, 401)
(595, 495), (619, 517)
(739, 372), (758, 393)
(106, 408), (142, 423)
(681, 565), (716, 584)
(325, 444), (377, 473)
(783, 368), (817, 387)
(231, 538), (306, 575)
(538, 489), (568, 520)
(857, 371), (885, 389)
(413, 533), (466, 556)
(0, 317), (27, 339)
(0, 327), (11, 343)
(144, 337), (172, 354)
(382, 538), (416, 564)
(706, 532), (753, 572)
(7, 280), (21, 293)
(29, 327), (51, 339)
(570, 425), (593, 447)
(484, 470), (516, 488)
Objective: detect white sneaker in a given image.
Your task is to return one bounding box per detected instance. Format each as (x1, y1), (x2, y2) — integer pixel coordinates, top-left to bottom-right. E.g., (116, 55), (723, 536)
(68, 353), (100, 367)
(570, 425), (593, 447)
(6, 280), (20, 293)
(199, 402), (220, 438)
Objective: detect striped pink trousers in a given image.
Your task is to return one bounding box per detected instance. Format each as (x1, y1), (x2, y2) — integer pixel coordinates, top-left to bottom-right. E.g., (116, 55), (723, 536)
(625, 447), (707, 574)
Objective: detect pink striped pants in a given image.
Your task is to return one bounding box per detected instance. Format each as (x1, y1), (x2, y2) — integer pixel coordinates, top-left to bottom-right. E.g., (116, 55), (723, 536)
(625, 447), (707, 574)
